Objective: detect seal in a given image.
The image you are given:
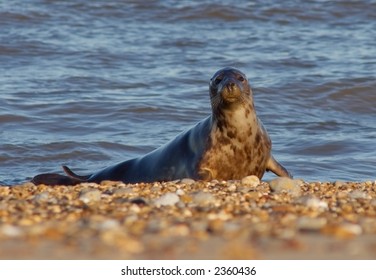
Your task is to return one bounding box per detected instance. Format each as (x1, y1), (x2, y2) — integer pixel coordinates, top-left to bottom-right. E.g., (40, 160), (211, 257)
(32, 67), (291, 186)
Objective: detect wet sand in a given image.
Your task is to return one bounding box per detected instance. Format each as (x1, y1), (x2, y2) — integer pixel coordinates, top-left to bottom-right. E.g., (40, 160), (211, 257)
(1, 178), (375, 259)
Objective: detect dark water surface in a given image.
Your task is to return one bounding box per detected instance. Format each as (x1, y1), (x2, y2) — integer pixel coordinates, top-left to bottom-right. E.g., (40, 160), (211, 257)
(1, 0), (375, 185)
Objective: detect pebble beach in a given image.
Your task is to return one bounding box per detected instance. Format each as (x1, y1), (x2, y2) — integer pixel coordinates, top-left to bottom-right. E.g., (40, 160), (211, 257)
(1, 177), (375, 260)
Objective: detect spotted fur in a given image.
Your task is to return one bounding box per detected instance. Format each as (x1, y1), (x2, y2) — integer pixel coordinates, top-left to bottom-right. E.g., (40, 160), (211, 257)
(198, 67), (290, 180)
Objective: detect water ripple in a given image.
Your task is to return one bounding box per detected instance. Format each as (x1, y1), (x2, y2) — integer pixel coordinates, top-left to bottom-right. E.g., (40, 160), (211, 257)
(1, 0), (375, 184)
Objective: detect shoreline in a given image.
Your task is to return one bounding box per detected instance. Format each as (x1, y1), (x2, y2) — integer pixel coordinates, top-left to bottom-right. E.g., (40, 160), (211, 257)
(0, 178), (375, 259)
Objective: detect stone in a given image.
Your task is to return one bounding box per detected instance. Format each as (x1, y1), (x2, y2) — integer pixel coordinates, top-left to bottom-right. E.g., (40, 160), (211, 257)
(154, 192), (180, 206)
(176, 189), (185, 196)
(180, 178), (196, 184)
(228, 184), (237, 192)
(322, 223), (362, 239)
(241, 175), (260, 188)
(0, 225), (23, 237)
(113, 187), (133, 195)
(295, 195), (328, 210)
(349, 190), (371, 200)
(297, 217), (327, 231)
(33, 191), (50, 202)
(269, 177), (303, 196)
(79, 189), (101, 203)
(192, 191), (215, 206)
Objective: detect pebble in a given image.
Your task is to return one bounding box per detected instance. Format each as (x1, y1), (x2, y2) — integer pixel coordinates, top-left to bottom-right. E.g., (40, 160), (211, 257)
(113, 187), (133, 195)
(207, 211), (232, 221)
(180, 178), (196, 184)
(208, 219), (224, 233)
(297, 217), (327, 231)
(98, 219), (120, 231)
(125, 205), (139, 215)
(334, 181), (345, 188)
(228, 184), (237, 192)
(349, 190), (371, 200)
(241, 175), (260, 188)
(191, 220), (208, 232)
(277, 228), (296, 239)
(32, 191), (52, 203)
(0, 225), (23, 237)
(154, 192), (180, 206)
(100, 230), (144, 254)
(269, 177), (303, 196)
(150, 185), (162, 193)
(165, 224), (190, 236)
(79, 189), (102, 203)
(192, 191), (215, 206)
(322, 223), (362, 238)
(180, 194), (193, 203)
(361, 218), (376, 234)
(130, 197), (148, 205)
(176, 189), (185, 196)
(295, 196), (328, 210)
(222, 222), (242, 234)
(371, 199), (376, 207)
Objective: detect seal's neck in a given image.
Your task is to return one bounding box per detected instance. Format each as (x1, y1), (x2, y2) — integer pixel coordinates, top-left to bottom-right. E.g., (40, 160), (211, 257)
(213, 102), (258, 134)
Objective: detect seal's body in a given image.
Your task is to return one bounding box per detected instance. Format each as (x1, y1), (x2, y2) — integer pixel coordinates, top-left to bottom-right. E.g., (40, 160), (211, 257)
(80, 117), (212, 184)
(32, 67), (291, 186)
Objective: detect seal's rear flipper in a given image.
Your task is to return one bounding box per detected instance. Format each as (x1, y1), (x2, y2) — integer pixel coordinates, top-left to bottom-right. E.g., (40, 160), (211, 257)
(31, 173), (82, 186)
(62, 165), (91, 181)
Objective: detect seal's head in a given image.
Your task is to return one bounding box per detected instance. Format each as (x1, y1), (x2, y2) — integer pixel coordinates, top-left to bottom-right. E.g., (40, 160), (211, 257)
(209, 67), (253, 112)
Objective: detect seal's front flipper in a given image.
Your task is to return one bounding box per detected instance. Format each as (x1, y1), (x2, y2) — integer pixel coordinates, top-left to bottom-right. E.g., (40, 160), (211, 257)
(266, 155), (292, 178)
(31, 173), (82, 186)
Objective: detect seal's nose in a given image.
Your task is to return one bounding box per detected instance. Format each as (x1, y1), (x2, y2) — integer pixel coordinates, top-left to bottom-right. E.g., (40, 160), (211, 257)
(224, 81), (237, 94)
(222, 76), (238, 90)
(227, 82), (235, 89)
(221, 78), (242, 102)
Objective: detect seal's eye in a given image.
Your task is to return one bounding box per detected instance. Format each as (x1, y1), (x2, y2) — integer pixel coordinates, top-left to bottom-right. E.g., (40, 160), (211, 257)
(237, 76), (245, 82)
(214, 77), (222, 85)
